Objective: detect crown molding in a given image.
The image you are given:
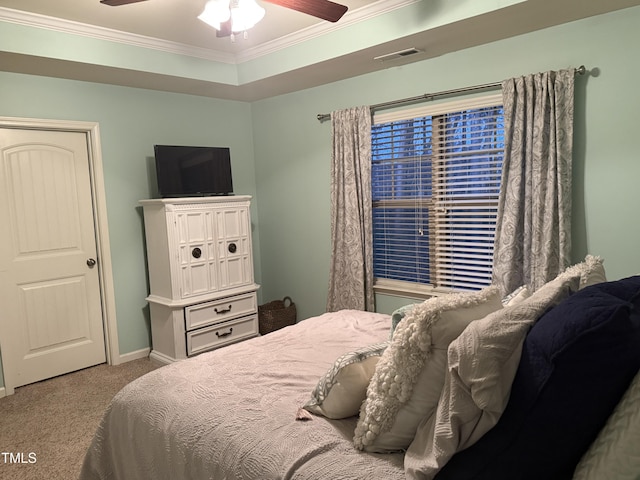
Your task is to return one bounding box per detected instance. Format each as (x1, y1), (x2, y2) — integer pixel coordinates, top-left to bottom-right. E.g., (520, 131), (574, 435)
(0, 1), (416, 66)
(0, 6), (236, 64)
(237, 0), (419, 62)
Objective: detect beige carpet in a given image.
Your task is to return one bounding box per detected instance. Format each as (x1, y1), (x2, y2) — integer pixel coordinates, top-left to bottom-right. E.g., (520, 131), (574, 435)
(0, 358), (159, 480)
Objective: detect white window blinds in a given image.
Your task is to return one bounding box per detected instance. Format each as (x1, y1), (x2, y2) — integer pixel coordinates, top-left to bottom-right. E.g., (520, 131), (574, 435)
(371, 94), (504, 292)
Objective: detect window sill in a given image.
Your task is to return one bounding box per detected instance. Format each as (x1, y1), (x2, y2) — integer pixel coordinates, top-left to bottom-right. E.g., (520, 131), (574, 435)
(373, 279), (455, 300)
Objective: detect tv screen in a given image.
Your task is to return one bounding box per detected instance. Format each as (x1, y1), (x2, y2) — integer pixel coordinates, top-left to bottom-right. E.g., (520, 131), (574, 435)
(154, 145), (233, 197)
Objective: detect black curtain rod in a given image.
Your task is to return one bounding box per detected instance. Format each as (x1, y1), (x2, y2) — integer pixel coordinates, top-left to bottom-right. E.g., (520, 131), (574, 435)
(316, 65), (587, 123)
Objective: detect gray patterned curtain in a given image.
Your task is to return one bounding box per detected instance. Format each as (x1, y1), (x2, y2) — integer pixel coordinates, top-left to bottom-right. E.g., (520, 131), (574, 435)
(492, 69), (575, 295)
(326, 106), (375, 312)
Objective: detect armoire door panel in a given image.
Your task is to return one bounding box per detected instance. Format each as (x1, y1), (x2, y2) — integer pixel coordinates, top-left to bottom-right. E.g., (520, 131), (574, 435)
(175, 210), (218, 297)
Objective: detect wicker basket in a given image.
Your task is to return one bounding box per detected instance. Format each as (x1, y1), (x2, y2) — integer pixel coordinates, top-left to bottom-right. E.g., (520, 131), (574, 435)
(258, 296), (297, 335)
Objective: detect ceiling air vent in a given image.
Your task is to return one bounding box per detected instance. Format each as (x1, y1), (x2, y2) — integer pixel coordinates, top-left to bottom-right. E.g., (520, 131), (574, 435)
(374, 48), (422, 62)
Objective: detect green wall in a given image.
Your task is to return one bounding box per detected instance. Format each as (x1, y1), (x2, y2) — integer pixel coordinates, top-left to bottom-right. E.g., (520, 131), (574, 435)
(252, 5), (640, 319)
(0, 76), (261, 385)
(2, 6), (640, 388)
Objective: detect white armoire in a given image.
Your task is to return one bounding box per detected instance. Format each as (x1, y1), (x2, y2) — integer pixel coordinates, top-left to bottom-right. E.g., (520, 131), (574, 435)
(140, 195), (260, 364)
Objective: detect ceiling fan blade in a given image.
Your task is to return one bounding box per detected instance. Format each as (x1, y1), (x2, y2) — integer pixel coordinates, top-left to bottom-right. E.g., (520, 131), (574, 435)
(100, 0), (149, 6)
(263, 0), (348, 23)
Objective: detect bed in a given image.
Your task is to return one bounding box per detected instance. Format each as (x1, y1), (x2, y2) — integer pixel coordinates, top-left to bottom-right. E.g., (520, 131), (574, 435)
(80, 259), (640, 480)
(80, 310), (405, 480)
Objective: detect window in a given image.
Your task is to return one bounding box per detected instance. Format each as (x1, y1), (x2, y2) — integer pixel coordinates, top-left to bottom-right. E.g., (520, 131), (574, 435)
(371, 94), (504, 295)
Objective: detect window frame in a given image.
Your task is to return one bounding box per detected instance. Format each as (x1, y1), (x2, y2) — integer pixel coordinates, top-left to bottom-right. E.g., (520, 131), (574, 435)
(371, 93), (504, 299)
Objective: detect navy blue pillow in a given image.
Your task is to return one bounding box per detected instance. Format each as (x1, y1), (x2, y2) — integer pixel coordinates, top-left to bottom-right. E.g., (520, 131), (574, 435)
(435, 276), (640, 480)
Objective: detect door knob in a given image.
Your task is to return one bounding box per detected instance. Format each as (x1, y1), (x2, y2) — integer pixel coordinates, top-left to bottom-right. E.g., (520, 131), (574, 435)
(87, 258), (97, 268)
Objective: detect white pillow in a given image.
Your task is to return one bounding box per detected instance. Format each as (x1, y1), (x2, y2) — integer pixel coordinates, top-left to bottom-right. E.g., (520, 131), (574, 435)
(502, 285), (530, 306)
(404, 254), (606, 480)
(303, 342), (388, 419)
(500, 255), (606, 307)
(354, 286), (503, 452)
(573, 369), (640, 480)
(580, 256), (607, 288)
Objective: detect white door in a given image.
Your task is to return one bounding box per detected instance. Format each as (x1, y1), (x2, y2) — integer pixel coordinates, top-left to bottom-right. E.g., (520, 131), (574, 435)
(0, 128), (106, 389)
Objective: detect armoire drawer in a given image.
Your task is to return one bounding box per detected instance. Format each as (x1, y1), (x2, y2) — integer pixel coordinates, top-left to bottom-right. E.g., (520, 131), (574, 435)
(185, 292), (257, 331)
(186, 315), (258, 356)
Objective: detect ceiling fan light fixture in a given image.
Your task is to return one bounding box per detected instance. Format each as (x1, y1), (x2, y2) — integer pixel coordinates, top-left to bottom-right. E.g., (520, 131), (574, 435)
(198, 0), (265, 33)
(230, 0), (265, 32)
(198, 0), (231, 30)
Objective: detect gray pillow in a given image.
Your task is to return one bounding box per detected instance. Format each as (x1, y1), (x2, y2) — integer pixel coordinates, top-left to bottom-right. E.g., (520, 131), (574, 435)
(573, 368), (640, 480)
(389, 303), (418, 339)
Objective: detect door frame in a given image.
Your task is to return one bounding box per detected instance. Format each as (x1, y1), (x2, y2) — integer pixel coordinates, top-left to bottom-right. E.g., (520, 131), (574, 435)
(0, 116), (119, 395)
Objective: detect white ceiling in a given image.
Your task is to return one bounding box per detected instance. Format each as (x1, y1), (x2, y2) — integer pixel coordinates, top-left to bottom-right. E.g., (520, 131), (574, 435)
(1, 0), (640, 101)
(0, 0), (373, 53)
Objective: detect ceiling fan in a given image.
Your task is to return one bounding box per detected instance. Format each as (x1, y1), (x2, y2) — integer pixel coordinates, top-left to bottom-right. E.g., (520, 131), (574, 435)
(100, 0), (349, 37)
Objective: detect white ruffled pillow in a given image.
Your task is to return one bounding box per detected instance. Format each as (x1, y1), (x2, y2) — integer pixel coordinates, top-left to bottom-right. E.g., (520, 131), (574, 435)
(580, 256), (607, 288)
(354, 287), (503, 452)
(303, 342), (389, 419)
(500, 255), (606, 307)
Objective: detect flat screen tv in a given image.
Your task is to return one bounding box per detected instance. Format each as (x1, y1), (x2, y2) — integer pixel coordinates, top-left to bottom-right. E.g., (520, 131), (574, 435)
(154, 145), (233, 197)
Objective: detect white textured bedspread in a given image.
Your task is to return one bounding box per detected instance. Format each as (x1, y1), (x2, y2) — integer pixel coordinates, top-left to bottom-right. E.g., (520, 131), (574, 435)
(80, 310), (404, 480)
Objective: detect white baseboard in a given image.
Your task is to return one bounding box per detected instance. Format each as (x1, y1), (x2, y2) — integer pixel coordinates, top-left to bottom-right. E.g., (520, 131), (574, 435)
(0, 387), (5, 399)
(118, 347), (151, 364)
(149, 350), (177, 366)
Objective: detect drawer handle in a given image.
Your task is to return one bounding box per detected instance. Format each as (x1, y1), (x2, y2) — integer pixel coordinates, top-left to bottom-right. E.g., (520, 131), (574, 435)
(216, 327), (233, 338)
(192, 247), (202, 259)
(214, 305), (233, 314)
(228, 243), (237, 253)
